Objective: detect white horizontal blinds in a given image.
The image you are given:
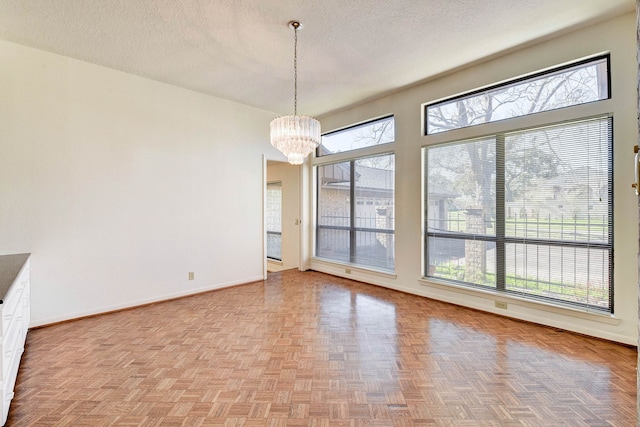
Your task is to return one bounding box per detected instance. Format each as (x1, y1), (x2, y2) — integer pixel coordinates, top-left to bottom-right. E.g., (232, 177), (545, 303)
(426, 56), (609, 135)
(427, 138), (496, 236)
(354, 154), (395, 271)
(503, 117), (612, 309)
(318, 116), (394, 156)
(425, 116), (612, 311)
(426, 138), (497, 288)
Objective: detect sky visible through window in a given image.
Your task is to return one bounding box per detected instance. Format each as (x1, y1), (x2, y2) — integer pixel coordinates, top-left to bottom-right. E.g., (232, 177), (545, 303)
(319, 117), (394, 155)
(427, 57), (608, 134)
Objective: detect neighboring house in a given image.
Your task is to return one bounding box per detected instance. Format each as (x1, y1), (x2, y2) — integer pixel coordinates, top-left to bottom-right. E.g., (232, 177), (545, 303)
(319, 164), (394, 224)
(506, 165), (609, 221)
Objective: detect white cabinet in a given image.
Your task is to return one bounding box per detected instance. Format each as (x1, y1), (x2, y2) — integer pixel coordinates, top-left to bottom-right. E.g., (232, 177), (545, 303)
(0, 254), (30, 426)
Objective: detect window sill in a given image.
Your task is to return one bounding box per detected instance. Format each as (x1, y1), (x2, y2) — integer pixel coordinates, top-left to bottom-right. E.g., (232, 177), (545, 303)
(418, 277), (620, 326)
(311, 257), (397, 280)
(267, 259), (283, 266)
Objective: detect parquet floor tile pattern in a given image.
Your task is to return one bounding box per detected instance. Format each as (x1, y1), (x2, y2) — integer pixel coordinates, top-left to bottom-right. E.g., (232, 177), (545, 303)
(8, 270), (636, 426)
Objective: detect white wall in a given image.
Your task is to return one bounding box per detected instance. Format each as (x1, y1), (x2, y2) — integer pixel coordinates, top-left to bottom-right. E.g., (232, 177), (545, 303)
(312, 13), (639, 345)
(0, 39), (284, 326)
(266, 161), (301, 272)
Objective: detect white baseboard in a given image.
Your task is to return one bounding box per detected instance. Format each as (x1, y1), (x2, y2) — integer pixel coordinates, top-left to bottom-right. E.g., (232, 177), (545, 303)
(30, 275), (264, 328)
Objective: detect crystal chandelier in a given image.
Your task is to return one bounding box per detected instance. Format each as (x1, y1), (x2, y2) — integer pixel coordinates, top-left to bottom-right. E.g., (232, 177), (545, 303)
(270, 21), (321, 165)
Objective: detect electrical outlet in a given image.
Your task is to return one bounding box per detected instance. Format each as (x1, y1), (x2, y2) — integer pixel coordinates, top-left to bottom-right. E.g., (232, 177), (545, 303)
(495, 301), (507, 309)
(188, 272), (195, 280)
(345, 268), (351, 274)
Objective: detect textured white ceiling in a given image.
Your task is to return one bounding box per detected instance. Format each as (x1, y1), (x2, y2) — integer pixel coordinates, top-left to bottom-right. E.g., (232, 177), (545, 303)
(0, 0), (633, 117)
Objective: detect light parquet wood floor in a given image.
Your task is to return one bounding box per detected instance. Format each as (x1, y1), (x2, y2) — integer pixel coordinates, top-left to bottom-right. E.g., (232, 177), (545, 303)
(8, 270), (637, 426)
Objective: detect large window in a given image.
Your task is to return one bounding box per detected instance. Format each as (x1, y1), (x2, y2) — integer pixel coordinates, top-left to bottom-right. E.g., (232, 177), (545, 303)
(424, 57), (612, 313)
(315, 117), (395, 272)
(266, 181), (282, 261)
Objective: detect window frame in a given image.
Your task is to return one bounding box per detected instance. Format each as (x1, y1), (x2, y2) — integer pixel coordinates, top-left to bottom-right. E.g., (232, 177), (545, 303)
(421, 55), (614, 314)
(266, 180), (283, 262)
(423, 54), (611, 136)
(313, 116), (396, 273)
(424, 116), (613, 312)
(316, 115), (395, 158)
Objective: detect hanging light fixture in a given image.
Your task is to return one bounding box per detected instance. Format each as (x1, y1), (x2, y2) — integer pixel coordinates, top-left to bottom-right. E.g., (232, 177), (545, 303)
(270, 21), (321, 165)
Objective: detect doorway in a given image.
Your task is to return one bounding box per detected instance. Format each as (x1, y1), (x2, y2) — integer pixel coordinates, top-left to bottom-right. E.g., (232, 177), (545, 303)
(266, 160), (301, 272)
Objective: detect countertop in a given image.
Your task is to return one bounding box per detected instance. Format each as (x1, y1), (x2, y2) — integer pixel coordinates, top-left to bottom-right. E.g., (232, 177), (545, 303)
(0, 253), (30, 304)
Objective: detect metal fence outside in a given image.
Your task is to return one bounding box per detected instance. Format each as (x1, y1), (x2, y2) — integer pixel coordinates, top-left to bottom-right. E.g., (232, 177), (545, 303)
(426, 210), (611, 310)
(317, 214), (395, 271)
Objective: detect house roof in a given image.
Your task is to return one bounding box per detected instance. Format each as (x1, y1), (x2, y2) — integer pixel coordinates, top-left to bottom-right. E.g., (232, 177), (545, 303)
(323, 165), (393, 191)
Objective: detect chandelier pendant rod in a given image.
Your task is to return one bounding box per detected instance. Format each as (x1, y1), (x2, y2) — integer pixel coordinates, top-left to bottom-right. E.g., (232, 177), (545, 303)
(292, 21), (299, 117)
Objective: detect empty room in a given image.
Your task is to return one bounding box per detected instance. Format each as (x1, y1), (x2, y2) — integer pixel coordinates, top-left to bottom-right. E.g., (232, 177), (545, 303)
(0, 1), (638, 425)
